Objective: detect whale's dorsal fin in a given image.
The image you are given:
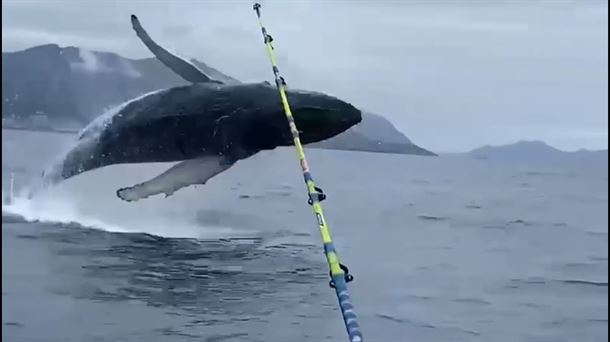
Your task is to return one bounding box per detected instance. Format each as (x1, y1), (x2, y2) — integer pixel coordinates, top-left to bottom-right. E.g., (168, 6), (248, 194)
(131, 14), (221, 84)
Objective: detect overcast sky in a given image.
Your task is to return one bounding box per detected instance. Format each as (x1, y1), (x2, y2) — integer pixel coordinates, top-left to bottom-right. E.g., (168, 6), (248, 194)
(2, 0), (607, 152)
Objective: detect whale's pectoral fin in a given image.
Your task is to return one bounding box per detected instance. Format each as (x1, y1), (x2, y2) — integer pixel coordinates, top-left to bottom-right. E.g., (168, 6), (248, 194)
(130, 14), (220, 84)
(116, 156), (234, 202)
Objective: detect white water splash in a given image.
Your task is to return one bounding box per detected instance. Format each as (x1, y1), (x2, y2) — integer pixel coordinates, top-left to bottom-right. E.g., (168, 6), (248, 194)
(2, 191), (127, 232)
(2, 189), (251, 239)
(3, 167), (257, 240)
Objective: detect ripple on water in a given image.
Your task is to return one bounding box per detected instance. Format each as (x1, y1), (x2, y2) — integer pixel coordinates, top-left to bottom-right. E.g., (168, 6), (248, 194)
(417, 214), (449, 222)
(507, 219), (534, 227)
(560, 279), (608, 288)
(501, 276), (608, 300)
(3, 322), (23, 328)
(204, 333), (250, 342)
(587, 230), (608, 237)
(523, 171), (556, 177)
(375, 314), (482, 338)
(19, 225), (332, 327)
(375, 313), (405, 323)
(483, 225), (508, 231)
(452, 297), (492, 306)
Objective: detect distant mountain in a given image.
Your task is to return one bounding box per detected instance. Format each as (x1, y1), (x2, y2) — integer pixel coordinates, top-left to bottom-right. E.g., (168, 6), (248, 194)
(465, 140), (608, 164)
(2, 44), (435, 156)
(309, 114), (434, 155)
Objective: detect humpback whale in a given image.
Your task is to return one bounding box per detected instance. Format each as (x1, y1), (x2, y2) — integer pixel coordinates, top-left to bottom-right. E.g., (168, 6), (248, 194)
(38, 15), (362, 202)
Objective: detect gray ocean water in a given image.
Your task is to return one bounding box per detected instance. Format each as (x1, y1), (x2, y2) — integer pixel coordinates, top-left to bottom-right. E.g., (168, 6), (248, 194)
(2, 129), (608, 342)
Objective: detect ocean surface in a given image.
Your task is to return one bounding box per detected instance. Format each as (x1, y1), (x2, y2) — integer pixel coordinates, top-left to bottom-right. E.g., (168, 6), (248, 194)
(2, 129), (608, 342)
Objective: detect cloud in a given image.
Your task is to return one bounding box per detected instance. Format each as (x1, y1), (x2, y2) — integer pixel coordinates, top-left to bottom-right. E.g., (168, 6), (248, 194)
(70, 48), (104, 73)
(68, 48), (141, 78)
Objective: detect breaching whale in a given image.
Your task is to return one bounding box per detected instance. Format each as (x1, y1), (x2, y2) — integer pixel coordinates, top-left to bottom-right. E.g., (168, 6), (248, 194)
(37, 14), (362, 202)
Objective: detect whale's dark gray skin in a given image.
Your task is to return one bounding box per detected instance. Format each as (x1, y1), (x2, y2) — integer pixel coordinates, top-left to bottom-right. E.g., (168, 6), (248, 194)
(37, 14), (362, 202)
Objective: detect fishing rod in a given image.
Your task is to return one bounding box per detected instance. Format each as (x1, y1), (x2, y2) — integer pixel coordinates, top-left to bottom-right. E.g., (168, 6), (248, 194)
(252, 3), (363, 342)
